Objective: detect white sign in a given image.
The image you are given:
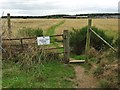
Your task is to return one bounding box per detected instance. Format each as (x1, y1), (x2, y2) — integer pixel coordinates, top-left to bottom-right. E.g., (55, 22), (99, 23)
(37, 36), (50, 45)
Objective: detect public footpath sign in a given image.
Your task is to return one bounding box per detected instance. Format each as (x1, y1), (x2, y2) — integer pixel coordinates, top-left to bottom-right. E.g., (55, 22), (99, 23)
(37, 36), (50, 45)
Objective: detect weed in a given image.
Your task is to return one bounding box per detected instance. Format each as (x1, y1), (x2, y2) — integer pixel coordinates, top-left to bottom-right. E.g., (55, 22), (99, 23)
(93, 65), (104, 77)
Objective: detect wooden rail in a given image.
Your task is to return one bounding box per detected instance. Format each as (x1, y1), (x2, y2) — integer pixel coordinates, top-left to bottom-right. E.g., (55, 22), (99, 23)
(89, 28), (117, 52)
(85, 19), (117, 63)
(3, 34), (63, 41)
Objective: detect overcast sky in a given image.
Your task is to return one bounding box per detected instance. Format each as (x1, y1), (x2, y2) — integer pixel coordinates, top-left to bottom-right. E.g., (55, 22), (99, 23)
(0, 0), (119, 16)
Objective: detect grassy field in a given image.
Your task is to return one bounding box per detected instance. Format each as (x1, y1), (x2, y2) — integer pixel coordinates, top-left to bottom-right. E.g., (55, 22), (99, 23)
(2, 18), (118, 38)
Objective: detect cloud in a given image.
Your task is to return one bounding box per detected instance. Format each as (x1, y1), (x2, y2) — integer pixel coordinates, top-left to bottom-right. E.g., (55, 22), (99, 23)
(0, 0), (119, 16)
(0, 1), (62, 10)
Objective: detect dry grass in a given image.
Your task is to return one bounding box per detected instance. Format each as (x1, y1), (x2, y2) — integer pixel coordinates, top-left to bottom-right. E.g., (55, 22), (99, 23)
(92, 18), (118, 31)
(55, 19), (88, 35)
(2, 19), (63, 38)
(56, 18), (118, 35)
(2, 18), (118, 38)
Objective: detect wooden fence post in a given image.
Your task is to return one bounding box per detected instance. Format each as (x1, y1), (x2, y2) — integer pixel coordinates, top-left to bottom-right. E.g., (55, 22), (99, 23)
(63, 30), (70, 64)
(20, 39), (23, 49)
(7, 13), (11, 39)
(7, 13), (12, 58)
(85, 19), (92, 62)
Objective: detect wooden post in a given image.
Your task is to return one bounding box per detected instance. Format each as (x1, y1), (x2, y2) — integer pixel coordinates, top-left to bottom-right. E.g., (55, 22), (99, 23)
(63, 30), (70, 64)
(7, 13), (12, 58)
(7, 13), (11, 39)
(20, 39), (23, 49)
(85, 19), (92, 62)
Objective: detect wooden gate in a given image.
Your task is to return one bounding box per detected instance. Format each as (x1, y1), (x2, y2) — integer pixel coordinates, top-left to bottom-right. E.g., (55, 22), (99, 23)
(2, 30), (70, 63)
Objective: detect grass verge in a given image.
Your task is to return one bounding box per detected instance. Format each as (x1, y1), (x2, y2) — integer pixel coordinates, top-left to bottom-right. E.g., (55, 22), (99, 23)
(2, 60), (75, 88)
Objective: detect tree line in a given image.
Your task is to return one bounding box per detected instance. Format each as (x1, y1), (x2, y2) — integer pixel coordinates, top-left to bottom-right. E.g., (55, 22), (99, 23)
(1, 13), (120, 19)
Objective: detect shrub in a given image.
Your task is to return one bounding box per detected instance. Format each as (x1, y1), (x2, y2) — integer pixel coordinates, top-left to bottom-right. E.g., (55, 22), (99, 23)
(70, 26), (113, 54)
(18, 28), (43, 37)
(93, 65), (104, 77)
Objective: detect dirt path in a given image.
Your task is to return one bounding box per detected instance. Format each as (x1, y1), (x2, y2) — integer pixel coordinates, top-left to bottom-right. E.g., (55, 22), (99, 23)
(73, 65), (99, 88)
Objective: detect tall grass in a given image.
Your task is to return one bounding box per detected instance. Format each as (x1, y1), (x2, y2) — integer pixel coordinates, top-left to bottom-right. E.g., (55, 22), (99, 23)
(18, 28), (43, 37)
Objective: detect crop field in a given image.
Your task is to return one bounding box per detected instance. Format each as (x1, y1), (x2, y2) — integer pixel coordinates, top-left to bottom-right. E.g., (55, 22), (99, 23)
(2, 18), (118, 38)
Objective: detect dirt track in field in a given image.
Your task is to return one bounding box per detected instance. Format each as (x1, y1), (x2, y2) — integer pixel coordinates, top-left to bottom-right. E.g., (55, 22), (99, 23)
(73, 65), (99, 88)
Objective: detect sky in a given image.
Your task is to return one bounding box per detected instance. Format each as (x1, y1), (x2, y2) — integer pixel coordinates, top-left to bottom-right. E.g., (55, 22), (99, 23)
(0, 0), (119, 16)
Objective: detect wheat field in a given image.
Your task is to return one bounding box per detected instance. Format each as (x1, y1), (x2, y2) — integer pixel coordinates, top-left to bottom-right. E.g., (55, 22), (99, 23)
(2, 19), (63, 37)
(2, 18), (118, 38)
(56, 18), (118, 35)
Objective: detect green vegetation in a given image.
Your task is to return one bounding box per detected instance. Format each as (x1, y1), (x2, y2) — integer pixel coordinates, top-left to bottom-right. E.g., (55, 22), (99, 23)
(114, 37), (120, 48)
(2, 44), (75, 88)
(104, 30), (117, 40)
(8, 45), (62, 67)
(2, 60), (75, 88)
(46, 20), (65, 43)
(71, 55), (86, 60)
(46, 20), (65, 36)
(92, 49), (118, 88)
(69, 26), (118, 88)
(45, 20), (65, 52)
(70, 26), (113, 54)
(18, 28), (43, 37)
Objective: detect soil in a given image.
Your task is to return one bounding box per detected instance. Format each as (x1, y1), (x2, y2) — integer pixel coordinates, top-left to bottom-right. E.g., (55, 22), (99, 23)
(73, 65), (99, 88)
